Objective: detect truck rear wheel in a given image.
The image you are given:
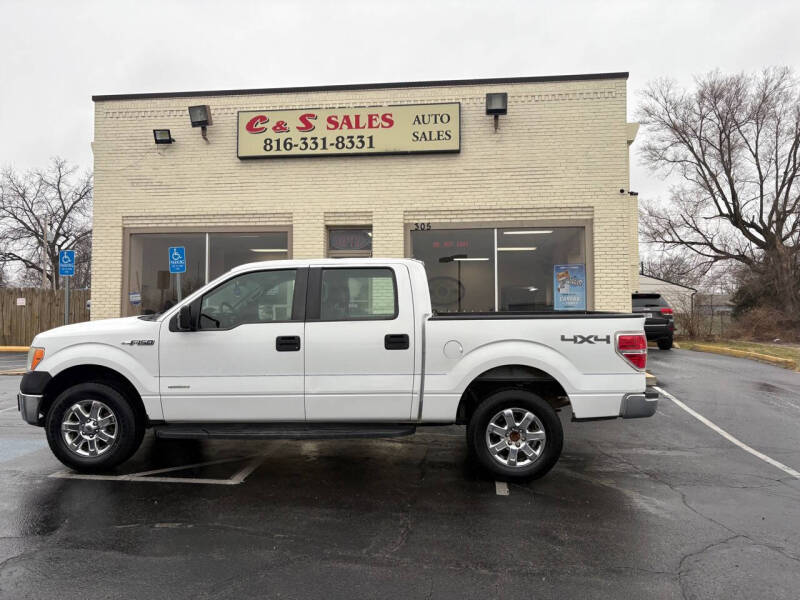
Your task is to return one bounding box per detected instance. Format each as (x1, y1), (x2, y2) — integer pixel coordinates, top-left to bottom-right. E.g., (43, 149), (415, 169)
(467, 389), (563, 480)
(45, 383), (144, 473)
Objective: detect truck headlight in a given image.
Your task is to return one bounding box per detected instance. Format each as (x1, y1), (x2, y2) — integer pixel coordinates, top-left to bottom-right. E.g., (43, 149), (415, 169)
(27, 347), (45, 371)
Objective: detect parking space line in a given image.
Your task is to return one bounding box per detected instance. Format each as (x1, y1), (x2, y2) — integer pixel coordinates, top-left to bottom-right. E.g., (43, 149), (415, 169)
(125, 455), (259, 478)
(0, 405), (19, 413)
(495, 481), (509, 495)
(48, 454), (267, 485)
(655, 385), (800, 480)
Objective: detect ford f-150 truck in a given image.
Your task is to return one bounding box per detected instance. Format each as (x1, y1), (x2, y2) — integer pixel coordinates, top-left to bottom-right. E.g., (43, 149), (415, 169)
(18, 258), (657, 479)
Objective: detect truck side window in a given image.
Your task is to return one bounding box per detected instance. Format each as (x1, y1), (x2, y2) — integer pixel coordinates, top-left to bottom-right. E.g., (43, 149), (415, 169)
(319, 268), (397, 321)
(199, 269), (296, 329)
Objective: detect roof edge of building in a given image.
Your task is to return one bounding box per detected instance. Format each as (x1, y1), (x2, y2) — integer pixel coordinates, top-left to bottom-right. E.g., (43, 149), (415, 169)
(91, 71), (629, 102)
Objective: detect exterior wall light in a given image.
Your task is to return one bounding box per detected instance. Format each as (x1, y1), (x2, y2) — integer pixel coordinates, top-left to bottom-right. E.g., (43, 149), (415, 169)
(188, 105), (212, 140)
(485, 92), (508, 132)
(153, 129), (174, 144)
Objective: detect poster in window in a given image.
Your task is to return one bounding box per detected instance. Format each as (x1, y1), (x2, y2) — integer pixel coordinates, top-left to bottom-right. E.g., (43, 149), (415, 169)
(553, 264), (586, 311)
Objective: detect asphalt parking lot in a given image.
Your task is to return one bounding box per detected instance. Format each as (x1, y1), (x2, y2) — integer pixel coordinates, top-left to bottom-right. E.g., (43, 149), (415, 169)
(1, 349), (799, 599)
(0, 353), (25, 375)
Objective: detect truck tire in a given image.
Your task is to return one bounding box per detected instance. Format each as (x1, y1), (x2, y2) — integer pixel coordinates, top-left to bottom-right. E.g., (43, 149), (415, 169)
(45, 383), (144, 473)
(467, 389), (563, 480)
(657, 337), (673, 350)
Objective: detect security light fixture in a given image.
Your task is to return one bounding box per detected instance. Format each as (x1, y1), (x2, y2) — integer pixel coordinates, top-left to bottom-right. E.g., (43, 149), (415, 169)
(188, 105), (212, 127)
(453, 257), (490, 261)
(497, 247), (537, 252)
(249, 248), (289, 253)
(188, 105), (212, 140)
(153, 129), (174, 144)
(486, 92), (508, 132)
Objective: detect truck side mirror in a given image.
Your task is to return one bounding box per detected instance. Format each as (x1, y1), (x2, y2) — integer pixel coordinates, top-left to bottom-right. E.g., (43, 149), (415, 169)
(177, 305), (194, 331)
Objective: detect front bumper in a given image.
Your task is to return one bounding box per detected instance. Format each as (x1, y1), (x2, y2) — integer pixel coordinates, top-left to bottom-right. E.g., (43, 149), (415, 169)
(18, 392), (43, 425)
(18, 370), (51, 426)
(619, 387), (659, 419)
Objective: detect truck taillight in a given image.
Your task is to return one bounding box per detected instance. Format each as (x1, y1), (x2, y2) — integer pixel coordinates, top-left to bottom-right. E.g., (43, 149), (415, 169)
(660, 307), (673, 316)
(616, 333), (647, 370)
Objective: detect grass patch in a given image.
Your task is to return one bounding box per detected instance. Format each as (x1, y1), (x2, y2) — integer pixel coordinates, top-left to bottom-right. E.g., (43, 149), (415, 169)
(678, 340), (800, 371)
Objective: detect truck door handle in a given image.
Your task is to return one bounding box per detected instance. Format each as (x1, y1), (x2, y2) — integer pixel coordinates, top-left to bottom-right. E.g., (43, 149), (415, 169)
(276, 336), (301, 352)
(385, 334), (409, 350)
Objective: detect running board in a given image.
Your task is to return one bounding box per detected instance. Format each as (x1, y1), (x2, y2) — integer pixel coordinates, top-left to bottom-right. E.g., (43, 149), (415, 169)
(153, 423), (417, 441)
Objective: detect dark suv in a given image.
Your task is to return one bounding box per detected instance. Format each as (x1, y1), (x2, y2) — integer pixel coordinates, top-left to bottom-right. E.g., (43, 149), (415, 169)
(632, 293), (674, 350)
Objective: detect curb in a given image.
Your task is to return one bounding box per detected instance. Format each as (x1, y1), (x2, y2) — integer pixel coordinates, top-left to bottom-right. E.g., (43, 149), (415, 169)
(645, 372), (657, 386)
(0, 370), (26, 376)
(686, 343), (797, 370)
(0, 347), (28, 353)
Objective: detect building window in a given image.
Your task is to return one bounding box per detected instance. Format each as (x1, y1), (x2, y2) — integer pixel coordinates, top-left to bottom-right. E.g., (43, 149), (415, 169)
(327, 227), (372, 258)
(411, 226), (587, 313)
(497, 227), (585, 311)
(126, 230), (289, 316)
(127, 233), (205, 316)
(209, 232), (289, 280)
(410, 228), (495, 313)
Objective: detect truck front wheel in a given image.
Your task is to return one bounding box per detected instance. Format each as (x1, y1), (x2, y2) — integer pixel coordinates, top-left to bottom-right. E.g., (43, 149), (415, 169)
(467, 389), (563, 480)
(45, 383), (144, 473)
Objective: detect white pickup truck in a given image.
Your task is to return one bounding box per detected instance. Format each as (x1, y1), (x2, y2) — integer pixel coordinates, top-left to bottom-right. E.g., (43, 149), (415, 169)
(18, 258), (656, 479)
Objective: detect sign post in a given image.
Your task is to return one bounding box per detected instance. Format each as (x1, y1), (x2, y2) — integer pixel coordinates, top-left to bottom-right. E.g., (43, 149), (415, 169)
(168, 246), (187, 302)
(59, 249), (76, 325)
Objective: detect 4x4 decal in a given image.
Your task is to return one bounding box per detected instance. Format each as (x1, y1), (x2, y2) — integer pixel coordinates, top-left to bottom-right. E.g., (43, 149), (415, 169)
(560, 334), (611, 345)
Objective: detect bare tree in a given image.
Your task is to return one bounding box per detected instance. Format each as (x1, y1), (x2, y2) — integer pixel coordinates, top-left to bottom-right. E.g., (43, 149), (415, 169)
(0, 158), (92, 289)
(640, 250), (707, 288)
(638, 68), (800, 318)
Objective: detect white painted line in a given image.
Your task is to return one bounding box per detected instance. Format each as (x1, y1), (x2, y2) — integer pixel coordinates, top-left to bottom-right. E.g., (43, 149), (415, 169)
(655, 385), (800, 480)
(0, 405), (19, 413)
(229, 455), (265, 484)
(48, 454), (267, 485)
(49, 471), (241, 485)
(126, 455), (256, 477)
(495, 481), (509, 496)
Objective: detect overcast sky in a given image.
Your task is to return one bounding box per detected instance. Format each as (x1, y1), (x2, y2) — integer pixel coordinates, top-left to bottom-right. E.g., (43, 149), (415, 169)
(2, 0), (798, 202)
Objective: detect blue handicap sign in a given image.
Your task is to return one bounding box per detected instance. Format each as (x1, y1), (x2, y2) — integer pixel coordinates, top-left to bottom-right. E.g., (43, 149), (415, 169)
(59, 250), (75, 277)
(168, 246), (186, 274)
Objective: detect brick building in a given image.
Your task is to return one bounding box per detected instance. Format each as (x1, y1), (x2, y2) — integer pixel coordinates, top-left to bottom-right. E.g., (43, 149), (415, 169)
(90, 72), (640, 319)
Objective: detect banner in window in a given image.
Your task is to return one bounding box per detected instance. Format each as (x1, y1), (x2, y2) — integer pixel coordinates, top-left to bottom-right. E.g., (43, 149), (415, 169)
(553, 264), (586, 311)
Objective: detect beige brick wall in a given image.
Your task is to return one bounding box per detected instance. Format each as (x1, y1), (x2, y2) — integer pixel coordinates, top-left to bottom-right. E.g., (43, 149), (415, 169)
(92, 76), (638, 319)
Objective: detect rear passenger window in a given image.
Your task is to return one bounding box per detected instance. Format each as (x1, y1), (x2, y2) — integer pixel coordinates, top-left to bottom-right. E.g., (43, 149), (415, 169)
(320, 268), (397, 321)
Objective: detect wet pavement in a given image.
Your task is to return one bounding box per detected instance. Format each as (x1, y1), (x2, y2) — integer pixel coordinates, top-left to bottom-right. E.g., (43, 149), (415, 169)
(1, 349), (799, 599)
(0, 353), (25, 375)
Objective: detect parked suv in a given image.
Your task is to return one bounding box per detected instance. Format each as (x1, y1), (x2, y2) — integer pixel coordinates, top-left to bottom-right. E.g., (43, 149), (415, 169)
(632, 293), (674, 350)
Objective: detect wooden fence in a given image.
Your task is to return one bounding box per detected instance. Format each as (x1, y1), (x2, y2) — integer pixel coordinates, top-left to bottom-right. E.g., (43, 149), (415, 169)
(0, 288), (91, 346)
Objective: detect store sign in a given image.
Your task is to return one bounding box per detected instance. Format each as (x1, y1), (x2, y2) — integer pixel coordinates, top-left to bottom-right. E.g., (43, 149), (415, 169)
(237, 103), (460, 159)
(554, 264), (586, 311)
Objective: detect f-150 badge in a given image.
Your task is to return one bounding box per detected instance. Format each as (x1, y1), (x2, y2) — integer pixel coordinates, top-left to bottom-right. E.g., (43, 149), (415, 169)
(560, 335), (611, 344)
(121, 339), (155, 346)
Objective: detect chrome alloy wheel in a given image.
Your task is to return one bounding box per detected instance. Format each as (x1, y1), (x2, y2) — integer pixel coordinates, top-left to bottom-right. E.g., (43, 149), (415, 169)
(484, 408), (546, 468)
(61, 400), (118, 457)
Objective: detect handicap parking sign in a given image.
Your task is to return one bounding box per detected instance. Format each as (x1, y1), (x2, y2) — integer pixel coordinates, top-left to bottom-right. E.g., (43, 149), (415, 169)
(59, 249), (75, 277)
(168, 246), (186, 274)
